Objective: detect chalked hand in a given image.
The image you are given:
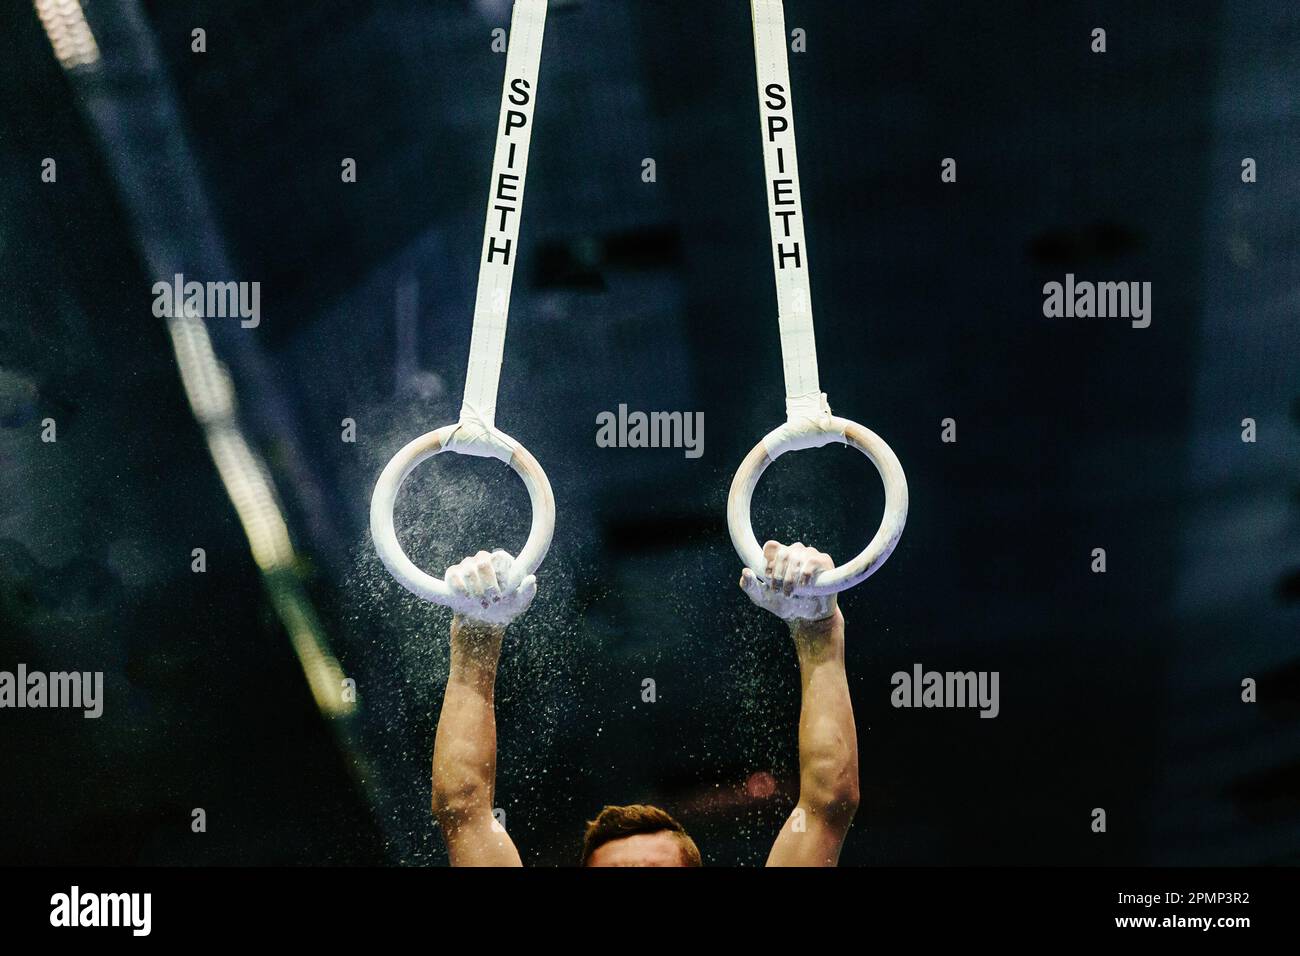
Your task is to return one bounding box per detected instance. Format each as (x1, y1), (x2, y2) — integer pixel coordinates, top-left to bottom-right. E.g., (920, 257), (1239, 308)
(445, 550), (537, 626)
(739, 541), (837, 623)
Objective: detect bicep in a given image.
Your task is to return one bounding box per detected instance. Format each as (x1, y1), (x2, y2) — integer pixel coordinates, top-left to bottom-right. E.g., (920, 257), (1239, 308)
(442, 809), (523, 867)
(765, 802), (849, 867)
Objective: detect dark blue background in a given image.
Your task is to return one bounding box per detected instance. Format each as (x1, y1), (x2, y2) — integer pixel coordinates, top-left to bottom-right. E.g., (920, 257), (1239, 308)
(1, 0), (1296, 866)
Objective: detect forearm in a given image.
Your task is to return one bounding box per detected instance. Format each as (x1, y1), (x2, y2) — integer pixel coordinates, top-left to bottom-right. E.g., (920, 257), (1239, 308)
(750, 543), (859, 866)
(790, 609), (860, 823)
(431, 618), (505, 824)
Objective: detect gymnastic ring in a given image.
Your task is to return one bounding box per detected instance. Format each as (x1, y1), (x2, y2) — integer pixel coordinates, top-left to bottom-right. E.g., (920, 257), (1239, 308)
(370, 423), (555, 605)
(727, 415), (907, 596)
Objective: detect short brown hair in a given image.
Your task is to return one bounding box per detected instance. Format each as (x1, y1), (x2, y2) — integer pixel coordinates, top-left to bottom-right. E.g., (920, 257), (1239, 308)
(581, 804), (702, 866)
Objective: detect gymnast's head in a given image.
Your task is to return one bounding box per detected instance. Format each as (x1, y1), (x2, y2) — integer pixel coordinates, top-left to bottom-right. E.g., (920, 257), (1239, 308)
(581, 804), (702, 867)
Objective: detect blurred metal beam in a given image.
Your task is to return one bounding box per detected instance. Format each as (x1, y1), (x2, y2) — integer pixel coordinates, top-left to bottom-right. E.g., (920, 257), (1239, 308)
(40, 0), (384, 828)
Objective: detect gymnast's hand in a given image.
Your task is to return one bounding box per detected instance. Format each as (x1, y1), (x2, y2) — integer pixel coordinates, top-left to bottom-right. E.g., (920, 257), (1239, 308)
(739, 540), (837, 623)
(445, 549), (537, 627)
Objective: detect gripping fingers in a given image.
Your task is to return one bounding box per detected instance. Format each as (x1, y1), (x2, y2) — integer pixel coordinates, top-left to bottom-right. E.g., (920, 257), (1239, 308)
(772, 542), (800, 593)
(462, 559), (486, 603)
(762, 540), (781, 581)
(740, 543), (838, 622)
(446, 555), (488, 610)
(489, 550), (515, 602)
(446, 565), (469, 599)
(777, 541), (815, 594)
(443, 551), (534, 624)
(790, 554), (811, 590)
(475, 550), (501, 607)
(766, 541), (833, 592)
(786, 553), (806, 596)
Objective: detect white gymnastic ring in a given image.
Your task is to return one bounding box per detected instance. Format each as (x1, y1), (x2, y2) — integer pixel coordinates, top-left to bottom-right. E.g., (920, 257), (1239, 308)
(727, 415), (907, 596)
(370, 423), (555, 605)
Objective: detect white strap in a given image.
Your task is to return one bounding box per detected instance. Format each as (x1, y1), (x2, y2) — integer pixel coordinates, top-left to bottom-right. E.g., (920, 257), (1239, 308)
(456, 0), (548, 454)
(751, 0), (831, 448)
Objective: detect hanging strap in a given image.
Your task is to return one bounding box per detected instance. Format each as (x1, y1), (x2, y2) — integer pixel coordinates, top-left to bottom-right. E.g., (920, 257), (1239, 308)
(449, 0), (548, 459)
(750, 0), (835, 456)
(371, 0), (556, 607)
(728, 1), (909, 594)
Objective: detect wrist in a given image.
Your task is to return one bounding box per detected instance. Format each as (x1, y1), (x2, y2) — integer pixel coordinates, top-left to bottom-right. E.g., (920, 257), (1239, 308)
(789, 606), (844, 654)
(449, 616), (506, 682)
(788, 604), (842, 633)
(451, 614), (508, 638)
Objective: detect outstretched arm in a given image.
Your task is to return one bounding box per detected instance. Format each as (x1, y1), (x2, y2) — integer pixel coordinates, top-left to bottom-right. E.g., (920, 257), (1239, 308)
(740, 542), (860, 867)
(431, 550), (535, 867)
(768, 607), (858, 866)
